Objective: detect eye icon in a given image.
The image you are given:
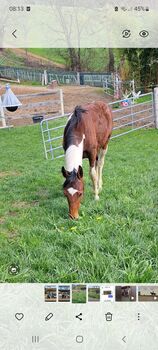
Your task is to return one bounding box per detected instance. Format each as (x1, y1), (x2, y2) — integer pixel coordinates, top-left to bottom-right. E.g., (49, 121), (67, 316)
(139, 30), (149, 38)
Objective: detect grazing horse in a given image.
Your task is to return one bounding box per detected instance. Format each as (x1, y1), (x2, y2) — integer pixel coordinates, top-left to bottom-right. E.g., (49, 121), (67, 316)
(61, 101), (112, 219)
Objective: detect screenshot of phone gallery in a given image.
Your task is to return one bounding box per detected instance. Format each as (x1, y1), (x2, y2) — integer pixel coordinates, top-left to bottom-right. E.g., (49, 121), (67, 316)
(0, 0), (158, 349)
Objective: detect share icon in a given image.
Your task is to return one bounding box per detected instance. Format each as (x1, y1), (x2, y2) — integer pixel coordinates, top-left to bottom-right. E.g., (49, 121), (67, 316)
(76, 313), (83, 321)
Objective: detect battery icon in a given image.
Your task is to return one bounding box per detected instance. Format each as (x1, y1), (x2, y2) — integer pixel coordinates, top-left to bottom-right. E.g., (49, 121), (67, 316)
(26, 6), (31, 11)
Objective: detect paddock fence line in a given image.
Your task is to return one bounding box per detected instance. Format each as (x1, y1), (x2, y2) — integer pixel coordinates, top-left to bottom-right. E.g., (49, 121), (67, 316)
(41, 90), (157, 160)
(1, 89), (64, 126)
(0, 67), (78, 84)
(0, 66), (112, 86)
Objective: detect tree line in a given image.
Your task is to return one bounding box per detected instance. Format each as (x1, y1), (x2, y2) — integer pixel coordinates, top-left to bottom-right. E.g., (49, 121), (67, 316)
(56, 48), (158, 91)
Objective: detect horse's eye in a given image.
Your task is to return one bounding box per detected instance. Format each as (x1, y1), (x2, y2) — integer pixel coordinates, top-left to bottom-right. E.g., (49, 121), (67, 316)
(78, 192), (82, 197)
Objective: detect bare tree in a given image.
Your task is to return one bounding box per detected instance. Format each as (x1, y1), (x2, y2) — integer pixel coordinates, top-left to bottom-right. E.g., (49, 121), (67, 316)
(48, 1), (109, 70)
(108, 49), (114, 72)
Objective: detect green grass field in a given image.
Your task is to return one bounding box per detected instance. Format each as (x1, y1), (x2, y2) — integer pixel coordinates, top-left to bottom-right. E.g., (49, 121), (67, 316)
(0, 125), (158, 283)
(28, 49), (67, 65)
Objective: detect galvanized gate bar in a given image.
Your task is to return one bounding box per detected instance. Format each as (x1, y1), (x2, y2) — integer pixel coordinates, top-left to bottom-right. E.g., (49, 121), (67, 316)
(113, 115), (153, 130)
(41, 113), (70, 159)
(111, 122), (154, 139)
(113, 107), (152, 122)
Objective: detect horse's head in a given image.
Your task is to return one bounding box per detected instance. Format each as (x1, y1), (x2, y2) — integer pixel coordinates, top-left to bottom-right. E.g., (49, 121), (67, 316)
(61, 166), (84, 219)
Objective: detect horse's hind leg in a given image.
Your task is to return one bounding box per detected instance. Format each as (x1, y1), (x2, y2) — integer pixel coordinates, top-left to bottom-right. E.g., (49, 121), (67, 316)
(98, 145), (108, 193)
(89, 154), (99, 201)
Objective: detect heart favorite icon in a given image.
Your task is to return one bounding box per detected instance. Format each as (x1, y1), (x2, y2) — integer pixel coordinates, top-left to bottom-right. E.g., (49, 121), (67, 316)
(15, 313), (24, 321)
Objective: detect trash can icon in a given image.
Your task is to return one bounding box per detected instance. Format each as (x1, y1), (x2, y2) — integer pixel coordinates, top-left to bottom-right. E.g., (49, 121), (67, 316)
(105, 312), (113, 321)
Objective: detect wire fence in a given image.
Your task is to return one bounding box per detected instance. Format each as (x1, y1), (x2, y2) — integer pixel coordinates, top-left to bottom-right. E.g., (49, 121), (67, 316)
(0, 66), (112, 86)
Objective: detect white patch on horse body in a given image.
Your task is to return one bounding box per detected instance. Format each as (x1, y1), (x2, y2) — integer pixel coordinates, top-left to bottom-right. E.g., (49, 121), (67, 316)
(67, 187), (78, 196)
(65, 136), (84, 172)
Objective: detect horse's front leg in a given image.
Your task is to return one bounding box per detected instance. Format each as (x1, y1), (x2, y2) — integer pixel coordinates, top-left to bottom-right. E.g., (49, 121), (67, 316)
(89, 155), (99, 201)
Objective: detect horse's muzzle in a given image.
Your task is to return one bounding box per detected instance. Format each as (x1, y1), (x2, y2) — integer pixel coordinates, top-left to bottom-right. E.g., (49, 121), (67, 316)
(69, 213), (79, 220)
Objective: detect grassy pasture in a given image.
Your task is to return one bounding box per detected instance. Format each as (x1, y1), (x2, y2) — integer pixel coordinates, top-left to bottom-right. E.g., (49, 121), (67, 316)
(0, 124), (158, 283)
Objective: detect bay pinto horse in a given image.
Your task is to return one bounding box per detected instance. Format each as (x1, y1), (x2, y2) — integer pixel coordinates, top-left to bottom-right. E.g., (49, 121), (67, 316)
(61, 101), (113, 219)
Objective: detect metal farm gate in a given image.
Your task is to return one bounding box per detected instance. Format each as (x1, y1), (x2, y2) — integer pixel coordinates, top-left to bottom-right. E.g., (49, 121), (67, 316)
(41, 92), (156, 160)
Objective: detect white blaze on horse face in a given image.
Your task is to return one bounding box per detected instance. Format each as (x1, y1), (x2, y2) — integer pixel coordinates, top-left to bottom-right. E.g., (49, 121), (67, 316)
(65, 135), (85, 172)
(67, 187), (78, 196)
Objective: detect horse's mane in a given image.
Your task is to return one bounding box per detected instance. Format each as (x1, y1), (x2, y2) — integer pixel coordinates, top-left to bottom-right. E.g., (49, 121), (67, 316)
(63, 106), (87, 151)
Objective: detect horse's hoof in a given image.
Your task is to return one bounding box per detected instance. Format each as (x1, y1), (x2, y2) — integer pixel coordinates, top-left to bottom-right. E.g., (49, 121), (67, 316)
(95, 195), (99, 201)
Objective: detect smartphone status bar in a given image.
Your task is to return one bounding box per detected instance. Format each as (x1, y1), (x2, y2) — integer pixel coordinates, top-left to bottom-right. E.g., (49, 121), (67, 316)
(0, 1), (157, 48)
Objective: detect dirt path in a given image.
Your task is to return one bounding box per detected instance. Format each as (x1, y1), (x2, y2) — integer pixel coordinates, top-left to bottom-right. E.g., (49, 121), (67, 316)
(62, 85), (113, 113)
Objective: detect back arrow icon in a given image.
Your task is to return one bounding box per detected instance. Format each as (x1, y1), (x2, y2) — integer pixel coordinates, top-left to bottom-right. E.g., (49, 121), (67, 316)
(122, 336), (127, 343)
(12, 30), (17, 38)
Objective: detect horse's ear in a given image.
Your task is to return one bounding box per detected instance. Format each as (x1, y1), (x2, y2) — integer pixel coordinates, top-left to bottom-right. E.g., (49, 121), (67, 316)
(61, 166), (68, 178)
(77, 165), (83, 179)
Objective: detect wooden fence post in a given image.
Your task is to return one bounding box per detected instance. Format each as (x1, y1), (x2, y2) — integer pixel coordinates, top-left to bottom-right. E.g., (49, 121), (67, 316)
(59, 89), (64, 116)
(0, 107), (6, 128)
(44, 70), (48, 85)
(154, 87), (158, 129)
(77, 72), (80, 85)
(0, 96), (6, 128)
(42, 74), (44, 86)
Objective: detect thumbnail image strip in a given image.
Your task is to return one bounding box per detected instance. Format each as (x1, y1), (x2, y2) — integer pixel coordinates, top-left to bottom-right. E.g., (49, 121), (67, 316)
(58, 285), (71, 302)
(44, 285), (57, 302)
(138, 286), (158, 301)
(72, 284), (87, 303)
(115, 286), (136, 302)
(88, 285), (100, 302)
(100, 286), (115, 302)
